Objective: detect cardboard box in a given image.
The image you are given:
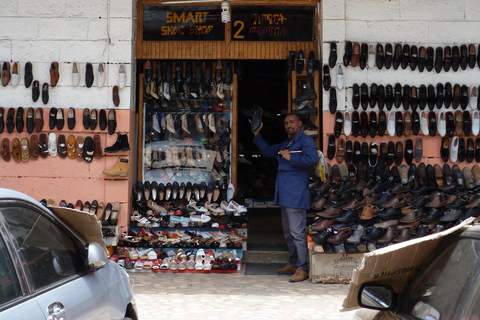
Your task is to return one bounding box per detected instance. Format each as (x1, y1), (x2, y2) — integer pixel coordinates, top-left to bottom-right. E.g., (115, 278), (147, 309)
(309, 250), (364, 284)
(342, 218), (474, 311)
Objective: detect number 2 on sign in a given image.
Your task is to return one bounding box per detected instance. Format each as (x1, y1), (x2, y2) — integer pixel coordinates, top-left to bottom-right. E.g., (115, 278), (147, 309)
(233, 20), (244, 39)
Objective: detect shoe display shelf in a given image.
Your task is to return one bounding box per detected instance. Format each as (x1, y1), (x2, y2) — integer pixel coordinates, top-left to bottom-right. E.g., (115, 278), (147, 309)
(103, 224), (121, 246)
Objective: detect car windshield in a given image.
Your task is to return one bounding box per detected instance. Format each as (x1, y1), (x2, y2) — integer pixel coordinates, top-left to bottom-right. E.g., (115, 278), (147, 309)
(400, 238), (480, 320)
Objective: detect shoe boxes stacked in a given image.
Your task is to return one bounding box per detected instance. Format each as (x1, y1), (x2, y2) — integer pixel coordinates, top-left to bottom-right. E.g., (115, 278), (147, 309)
(313, 41), (480, 255)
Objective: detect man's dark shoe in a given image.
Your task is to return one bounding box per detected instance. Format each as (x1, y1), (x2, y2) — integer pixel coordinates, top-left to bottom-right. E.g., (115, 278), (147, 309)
(426, 47), (434, 72)
(469, 44), (476, 69)
(296, 50), (304, 74)
(361, 83), (368, 110)
(285, 51), (296, 79)
(418, 46), (426, 72)
(250, 105), (263, 132)
(15, 107), (24, 133)
(376, 43), (384, 69)
(452, 45), (460, 71)
(434, 47), (443, 73)
(307, 50), (316, 75)
(384, 43), (393, 69)
(328, 43), (337, 68)
(352, 83), (360, 110)
(377, 84), (385, 111)
(343, 41), (353, 66)
(329, 88), (337, 114)
(312, 227), (334, 244)
(393, 43), (402, 70)
(104, 133), (130, 153)
(323, 65), (331, 91)
(443, 46), (452, 72)
(410, 45), (418, 71)
(292, 89), (317, 103)
(361, 226), (384, 241)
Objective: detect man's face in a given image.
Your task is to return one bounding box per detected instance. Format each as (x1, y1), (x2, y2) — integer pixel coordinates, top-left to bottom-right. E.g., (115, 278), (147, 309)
(284, 114), (302, 137)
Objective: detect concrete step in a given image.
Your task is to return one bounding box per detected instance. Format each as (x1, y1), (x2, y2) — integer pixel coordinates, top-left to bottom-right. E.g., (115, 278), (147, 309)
(242, 250), (289, 264)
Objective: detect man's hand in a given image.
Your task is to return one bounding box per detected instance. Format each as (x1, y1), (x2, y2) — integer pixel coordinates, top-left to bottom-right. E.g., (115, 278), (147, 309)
(249, 120), (263, 136)
(278, 149), (291, 161)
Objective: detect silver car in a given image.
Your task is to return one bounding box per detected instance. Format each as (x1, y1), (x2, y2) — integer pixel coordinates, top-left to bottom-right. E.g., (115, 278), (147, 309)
(0, 188), (137, 320)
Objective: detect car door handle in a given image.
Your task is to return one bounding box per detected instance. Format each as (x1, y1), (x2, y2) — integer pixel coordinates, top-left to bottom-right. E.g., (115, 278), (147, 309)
(47, 301), (66, 320)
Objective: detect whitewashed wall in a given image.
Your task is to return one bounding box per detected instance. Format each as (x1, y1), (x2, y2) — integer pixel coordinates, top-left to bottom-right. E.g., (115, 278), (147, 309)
(321, 0), (480, 112)
(0, 0), (134, 110)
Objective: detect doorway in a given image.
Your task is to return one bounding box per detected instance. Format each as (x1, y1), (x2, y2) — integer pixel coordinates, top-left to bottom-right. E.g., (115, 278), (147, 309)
(236, 60), (289, 255)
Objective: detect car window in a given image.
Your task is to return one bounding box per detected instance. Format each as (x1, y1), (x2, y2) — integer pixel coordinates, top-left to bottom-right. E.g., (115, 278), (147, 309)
(0, 205), (87, 291)
(401, 238), (480, 320)
(0, 233), (22, 305)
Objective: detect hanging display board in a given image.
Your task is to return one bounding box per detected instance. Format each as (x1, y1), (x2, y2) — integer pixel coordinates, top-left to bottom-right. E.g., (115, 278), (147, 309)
(231, 6), (315, 41)
(143, 6), (224, 41)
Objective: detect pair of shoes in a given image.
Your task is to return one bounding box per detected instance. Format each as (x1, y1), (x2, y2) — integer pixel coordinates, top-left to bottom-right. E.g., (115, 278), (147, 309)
(289, 268), (309, 282)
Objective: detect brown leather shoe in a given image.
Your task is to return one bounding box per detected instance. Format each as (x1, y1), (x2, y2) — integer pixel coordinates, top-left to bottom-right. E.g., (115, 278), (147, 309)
(382, 193), (411, 208)
(434, 164), (444, 186)
(455, 110), (463, 136)
(29, 135), (39, 160)
(289, 268), (308, 282)
(50, 62), (59, 87)
(318, 207), (342, 219)
(113, 85), (120, 107)
(472, 164), (480, 185)
(425, 191), (446, 208)
(360, 206), (374, 220)
(327, 229), (352, 245)
(311, 218), (335, 231)
(57, 134), (67, 158)
(400, 208), (422, 223)
(1, 137), (11, 161)
(12, 138), (21, 163)
(277, 263), (296, 275)
(311, 196), (327, 211)
(93, 134), (103, 159)
(377, 227), (399, 244)
(393, 228), (411, 242)
(398, 220), (421, 230)
(351, 42), (361, 67)
(67, 135), (76, 159)
(2, 62), (10, 87)
(374, 219), (399, 229)
(34, 107), (44, 132)
(342, 197), (366, 210)
(404, 111), (412, 136)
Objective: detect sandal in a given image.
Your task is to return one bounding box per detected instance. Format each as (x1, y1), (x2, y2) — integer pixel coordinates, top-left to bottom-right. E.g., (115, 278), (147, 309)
(110, 201), (121, 225)
(160, 258), (170, 270)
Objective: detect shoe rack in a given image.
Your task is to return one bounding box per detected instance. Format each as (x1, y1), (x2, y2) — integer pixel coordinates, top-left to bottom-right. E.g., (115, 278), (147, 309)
(289, 70), (321, 149)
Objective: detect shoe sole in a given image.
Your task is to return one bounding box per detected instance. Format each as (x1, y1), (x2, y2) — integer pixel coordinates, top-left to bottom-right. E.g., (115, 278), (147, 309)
(277, 271), (296, 275)
(103, 172), (128, 177)
(104, 147), (130, 153)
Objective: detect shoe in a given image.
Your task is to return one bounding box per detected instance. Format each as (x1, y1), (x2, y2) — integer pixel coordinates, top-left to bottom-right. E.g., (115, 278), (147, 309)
(15, 107), (24, 133)
(289, 268), (308, 282)
(296, 50), (305, 74)
(57, 134), (67, 159)
(285, 51), (296, 79)
(104, 133), (130, 153)
(369, 83), (378, 109)
(360, 83), (368, 110)
(393, 43), (402, 70)
(376, 43), (384, 69)
(378, 111), (386, 136)
(452, 45), (460, 71)
(50, 62), (59, 87)
(48, 132), (57, 157)
(410, 45), (419, 71)
(336, 64), (344, 89)
(367, 43), (375, 69)
(24, 61), (33, 88)
(308, 50), (317, 75)
(292, 89), (317, 103)
(277, 263), (296, 275)
(387, 111), (395, 137)
(329, 88), (337, 114)
(334, 111), (343, 138)
(343, 41), (353, 66)
(103, 157), (128, 177)
(352, 83), (360, 110)
(435, 47), (443, 73)
(322, 65), (331, 91)
(112, 86), (120, 107)
(444, 46), (452, 72)
(1, 62), (10, 87)
(250, 105), (262, 132)
(469, 44), (477, 69)
(360, 43), (368, 70)
(384, 43), (393, 69)
(401, 43), (410, 69)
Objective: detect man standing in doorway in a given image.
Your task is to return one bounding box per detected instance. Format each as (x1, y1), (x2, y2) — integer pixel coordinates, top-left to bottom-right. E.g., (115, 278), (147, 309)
(252, 113), (318, 282)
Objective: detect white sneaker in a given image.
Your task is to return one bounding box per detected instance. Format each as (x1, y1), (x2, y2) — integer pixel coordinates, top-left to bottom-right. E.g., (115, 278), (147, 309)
(420, 111), (429, 136)
(48, 132), (57, 156)
(387, 111), (396, 137)
(118, 64), (126, 89)
(336, 64), (344, 89)
(437, 111), (446, 137)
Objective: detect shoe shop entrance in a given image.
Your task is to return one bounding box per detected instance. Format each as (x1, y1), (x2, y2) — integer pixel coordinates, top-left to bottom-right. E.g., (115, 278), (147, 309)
(132, 0), (320, 271)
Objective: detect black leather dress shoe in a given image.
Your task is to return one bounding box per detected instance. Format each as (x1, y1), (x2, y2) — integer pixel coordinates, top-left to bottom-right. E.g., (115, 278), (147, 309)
(385, 84), (393, 110)
(360, 111), (368, 138)
(32, 80), (40, 102)
(401, 44), (410, 69)
(463, 111), (472, 136)
(436, 83), (444, 109)
(323, 65), (331, 91)
(421, 207), (443, 223)
(329, 88), (337, 114)
(345, 140), (353, 164)
(292, 89), (317, 103)
(428, 111), (437, 137)
(441, 136), (450, 162)
(419, 85), (427, 110)
(435, 47), (443, 73)
(361, 83), (368, 110)
(24, 61), (33, 88)
(418, 46), (426, 72)
(343, 41), (353, 66)
(376, 43), (384, 69)
(334, 112), (343, 138)
(446, 111), (455, 137)
(461, 85), (469, 110)
(378, 111), (386, 136)
(359, 43), (368, 70)
(312, 227), (334, 245)
(427, 84), (436, 110)
(410, 45), (418, 71)
(444, 82), (452, 108)
(394, 83), (402, 109)
(15, 107), (24, 133)
(405, 139), (413, 165)
(369, 83), (378, 109)
(395, 111), (404, 137)
(451, 45), (460, 72)
(387, 141), (395, 166)
(426, 47), (434, 72)
(458, 138), (466, 162)
(327, 135), (335, 160)
(352, 83), (360, 110)
(296, 50), (304, 74)
(469, 44), (476, 69)
(377, 84), (385, 111)
(393, 43), (402, 70)
(460, 44), (468, 70)
(412, 111), (420, 135)
(403, 84), (411, 110)
(361, 226), (384, 241)
(369, 111), (377, 138)
(307, 50), (316, 75)
(443, 46), (452, 72)
(48, 107), (57, 130)
(328, 44), (337, 68)
(384, 43), (393, 69)
(353, 141), (361, 165)
(351, 111), (360, 137)
(361, 142), (369, 166)
(250, 105), (262, 132)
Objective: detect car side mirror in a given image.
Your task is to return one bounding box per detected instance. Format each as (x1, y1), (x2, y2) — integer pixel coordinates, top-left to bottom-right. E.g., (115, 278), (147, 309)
(86, 242), (107, 269)
(358, 284), (395, 310)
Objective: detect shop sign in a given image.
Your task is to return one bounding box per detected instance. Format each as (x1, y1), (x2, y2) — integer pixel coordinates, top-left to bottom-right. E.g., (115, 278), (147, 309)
(231, 6), (315, 41)
(143, 6), (224, 41)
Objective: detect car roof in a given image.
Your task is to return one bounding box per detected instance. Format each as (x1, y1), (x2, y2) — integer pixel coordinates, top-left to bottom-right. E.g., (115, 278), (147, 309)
(0, 188), (43, 205)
